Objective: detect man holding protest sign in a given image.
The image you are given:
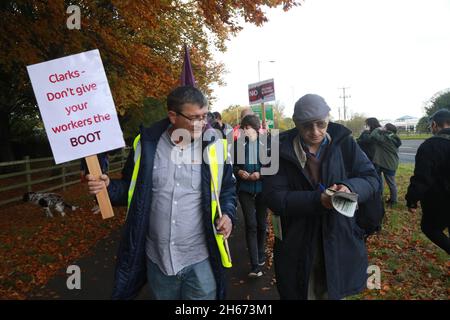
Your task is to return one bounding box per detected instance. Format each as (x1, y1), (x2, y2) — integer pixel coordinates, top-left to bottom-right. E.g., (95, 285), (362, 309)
(87, 86), (236, 300)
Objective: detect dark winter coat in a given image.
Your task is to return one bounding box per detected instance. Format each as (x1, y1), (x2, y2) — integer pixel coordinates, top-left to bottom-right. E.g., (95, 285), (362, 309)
(233, 137), (264, 194)
(370, 128), (402, 171)
(262, 122), (380, 300)
(357, 130), (376, 161)
(107, 118), (237, 299)
(406, 128), (450, 220)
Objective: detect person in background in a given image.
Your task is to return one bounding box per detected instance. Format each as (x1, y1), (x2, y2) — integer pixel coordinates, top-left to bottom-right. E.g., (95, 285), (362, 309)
(263, 94), (380, 300)
(206, 112), (216, 128)
(234, 114), (268, 278)
(406, 109), (450, 254)
(233, 108), (255, 141)
(370, 123), (402, 207)
(212, 112), (232, 136)
(212, 111), (233, 144)
(357, 117), (382, 162)
(80, 152), (109, 180)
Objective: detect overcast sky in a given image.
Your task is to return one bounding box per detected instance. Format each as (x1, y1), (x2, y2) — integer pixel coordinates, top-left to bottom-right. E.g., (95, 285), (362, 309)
(210, 0), (450, 121)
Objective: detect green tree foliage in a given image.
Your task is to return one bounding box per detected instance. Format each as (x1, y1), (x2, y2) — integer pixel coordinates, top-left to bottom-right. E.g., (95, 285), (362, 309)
(425, 89), (450, 116)
(416, 116), (430, 134)
(279, 117), (295, 131)
(219, 101), (294, 131)
(272, 102), (294, 131)
(119, 97), (167, 144)
(335, 113), (367, 137)
(219, 105), (246, 127)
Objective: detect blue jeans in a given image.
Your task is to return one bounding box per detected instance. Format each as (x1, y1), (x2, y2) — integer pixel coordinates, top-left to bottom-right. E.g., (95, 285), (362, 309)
(146, 258), (217, 300)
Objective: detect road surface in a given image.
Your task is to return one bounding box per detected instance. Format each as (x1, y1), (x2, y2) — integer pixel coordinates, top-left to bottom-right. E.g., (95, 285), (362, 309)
(399, 139), (423, 164)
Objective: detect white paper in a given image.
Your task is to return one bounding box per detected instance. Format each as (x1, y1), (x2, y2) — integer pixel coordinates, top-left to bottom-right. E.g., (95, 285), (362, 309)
(27, 49), (125, 164)
(326, 188), (359, 217)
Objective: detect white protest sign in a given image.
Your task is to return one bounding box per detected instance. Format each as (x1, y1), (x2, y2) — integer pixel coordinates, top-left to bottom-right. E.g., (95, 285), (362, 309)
(27, 49), (125, 164)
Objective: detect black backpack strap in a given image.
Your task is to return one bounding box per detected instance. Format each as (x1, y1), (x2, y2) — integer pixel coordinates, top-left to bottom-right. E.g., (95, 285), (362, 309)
(339, 135), (384, 236)
(340, 136), (355, 178)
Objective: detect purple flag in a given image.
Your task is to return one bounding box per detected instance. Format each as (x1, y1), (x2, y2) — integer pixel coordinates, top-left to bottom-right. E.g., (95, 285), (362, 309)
(180, 44), (196, 87)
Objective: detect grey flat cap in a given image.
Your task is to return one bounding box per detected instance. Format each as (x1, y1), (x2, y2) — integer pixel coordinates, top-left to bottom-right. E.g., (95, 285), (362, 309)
(293, 94), (331, 123)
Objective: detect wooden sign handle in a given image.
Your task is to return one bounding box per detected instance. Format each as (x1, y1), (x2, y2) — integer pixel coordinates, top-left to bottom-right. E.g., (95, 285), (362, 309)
(85, 155), (114, 219)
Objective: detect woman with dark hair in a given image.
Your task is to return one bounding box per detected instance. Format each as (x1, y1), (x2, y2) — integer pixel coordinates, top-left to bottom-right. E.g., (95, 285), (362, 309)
(233, 114), (268, 278)
(357, 117), (381, 161)
(366, 118), (382, 131)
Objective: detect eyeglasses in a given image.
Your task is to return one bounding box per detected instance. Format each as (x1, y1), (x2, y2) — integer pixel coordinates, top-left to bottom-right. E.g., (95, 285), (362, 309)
(176, 111), (208, 123)
(298, 120), (329, 131)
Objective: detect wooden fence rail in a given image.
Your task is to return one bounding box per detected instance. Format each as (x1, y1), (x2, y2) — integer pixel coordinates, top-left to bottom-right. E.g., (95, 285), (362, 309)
(0, 149), (130, 207)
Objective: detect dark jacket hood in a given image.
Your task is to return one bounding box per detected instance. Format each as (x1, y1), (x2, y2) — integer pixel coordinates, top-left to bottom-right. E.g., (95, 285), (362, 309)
(386, 131), (402, 148)
(435, 128), (450, 140)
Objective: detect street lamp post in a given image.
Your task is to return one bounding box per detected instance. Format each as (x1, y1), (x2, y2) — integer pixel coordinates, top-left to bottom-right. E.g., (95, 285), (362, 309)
(257, 60), (275, 129)
(258, 60), (276, 81)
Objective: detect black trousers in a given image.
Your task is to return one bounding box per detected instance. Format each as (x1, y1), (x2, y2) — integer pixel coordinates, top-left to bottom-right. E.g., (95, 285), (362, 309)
(421, 203), (450, 254)
(238, 191), (268, 267)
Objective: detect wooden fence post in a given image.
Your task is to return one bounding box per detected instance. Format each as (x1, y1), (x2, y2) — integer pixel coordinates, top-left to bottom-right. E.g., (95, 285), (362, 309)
(24, 156), (31, 192)
(122, 148), (127, 167)
(0, 153), (129, 207)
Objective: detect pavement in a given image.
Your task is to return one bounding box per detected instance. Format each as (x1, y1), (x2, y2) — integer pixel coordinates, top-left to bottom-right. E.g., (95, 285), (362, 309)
(28, 203), (279, 300)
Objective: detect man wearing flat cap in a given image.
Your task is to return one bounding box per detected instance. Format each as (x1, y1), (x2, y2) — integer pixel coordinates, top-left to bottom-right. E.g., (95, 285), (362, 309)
(263, 94), (381, 299)
(406, 109), (450, 254)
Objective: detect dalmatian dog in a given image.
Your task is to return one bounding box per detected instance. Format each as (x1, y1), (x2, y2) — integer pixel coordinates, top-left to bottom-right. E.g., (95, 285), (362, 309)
(23, 192), (77, 218)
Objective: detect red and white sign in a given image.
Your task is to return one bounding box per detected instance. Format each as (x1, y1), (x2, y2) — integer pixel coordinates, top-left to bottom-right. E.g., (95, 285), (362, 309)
(27, 49), (125, 164)
(248, 78), (275, 105)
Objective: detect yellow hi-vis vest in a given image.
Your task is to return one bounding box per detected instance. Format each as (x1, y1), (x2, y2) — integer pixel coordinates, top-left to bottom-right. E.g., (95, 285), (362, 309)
(127, 134), (232, 268)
